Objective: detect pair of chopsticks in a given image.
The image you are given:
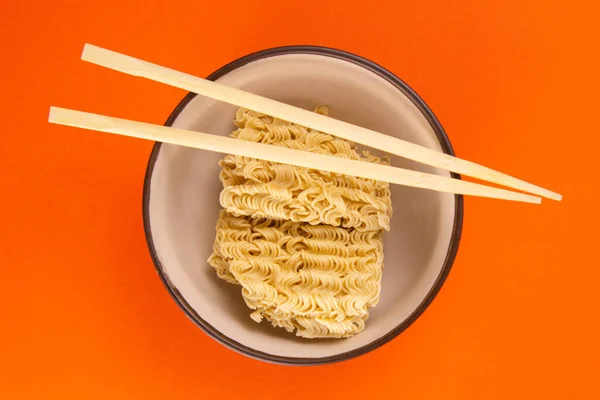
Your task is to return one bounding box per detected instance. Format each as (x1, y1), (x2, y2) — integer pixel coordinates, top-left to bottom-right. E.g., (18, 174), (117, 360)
(48, 44), (562, 204)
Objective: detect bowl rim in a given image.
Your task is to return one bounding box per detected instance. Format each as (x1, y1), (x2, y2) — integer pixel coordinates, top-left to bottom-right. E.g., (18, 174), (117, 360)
(142, 45), (464, 365)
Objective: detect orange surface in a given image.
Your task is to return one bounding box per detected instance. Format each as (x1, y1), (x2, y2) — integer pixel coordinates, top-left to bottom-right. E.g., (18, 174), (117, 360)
(1, 0), (599, 398)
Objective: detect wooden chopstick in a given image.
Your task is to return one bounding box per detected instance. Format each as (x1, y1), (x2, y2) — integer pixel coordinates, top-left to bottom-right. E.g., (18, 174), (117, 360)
(48, 106), (541, 204)
(80, 43), (561, 202)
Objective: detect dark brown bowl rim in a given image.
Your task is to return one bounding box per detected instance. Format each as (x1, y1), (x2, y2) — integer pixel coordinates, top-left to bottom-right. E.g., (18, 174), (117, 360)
(142, 45), (464, 366)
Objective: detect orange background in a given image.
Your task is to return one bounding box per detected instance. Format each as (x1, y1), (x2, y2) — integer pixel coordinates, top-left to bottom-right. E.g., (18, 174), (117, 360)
(2, 0), (599, 398)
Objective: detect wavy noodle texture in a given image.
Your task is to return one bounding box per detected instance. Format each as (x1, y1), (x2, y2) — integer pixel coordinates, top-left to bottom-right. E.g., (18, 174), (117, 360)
(208, 106), (392, 339)
(208, 210), (384, 338)
(218, 107), (392, 232)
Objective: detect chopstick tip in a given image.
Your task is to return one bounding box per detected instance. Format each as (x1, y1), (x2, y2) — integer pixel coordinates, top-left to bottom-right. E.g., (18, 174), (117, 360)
(521, 194), (542, 205)
(48, 106), (58, 123)
(81, 43), (93, 61)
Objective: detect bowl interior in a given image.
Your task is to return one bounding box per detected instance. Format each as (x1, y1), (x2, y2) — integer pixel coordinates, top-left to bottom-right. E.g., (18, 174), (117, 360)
(146, 52), (458, 360)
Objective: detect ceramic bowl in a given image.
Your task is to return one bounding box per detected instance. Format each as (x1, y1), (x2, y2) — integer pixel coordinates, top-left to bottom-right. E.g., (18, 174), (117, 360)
(143, 46), (463, 365)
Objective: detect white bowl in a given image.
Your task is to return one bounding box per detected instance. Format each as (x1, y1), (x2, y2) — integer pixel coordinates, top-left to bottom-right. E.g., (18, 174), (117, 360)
(143, 46), (463, 365)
